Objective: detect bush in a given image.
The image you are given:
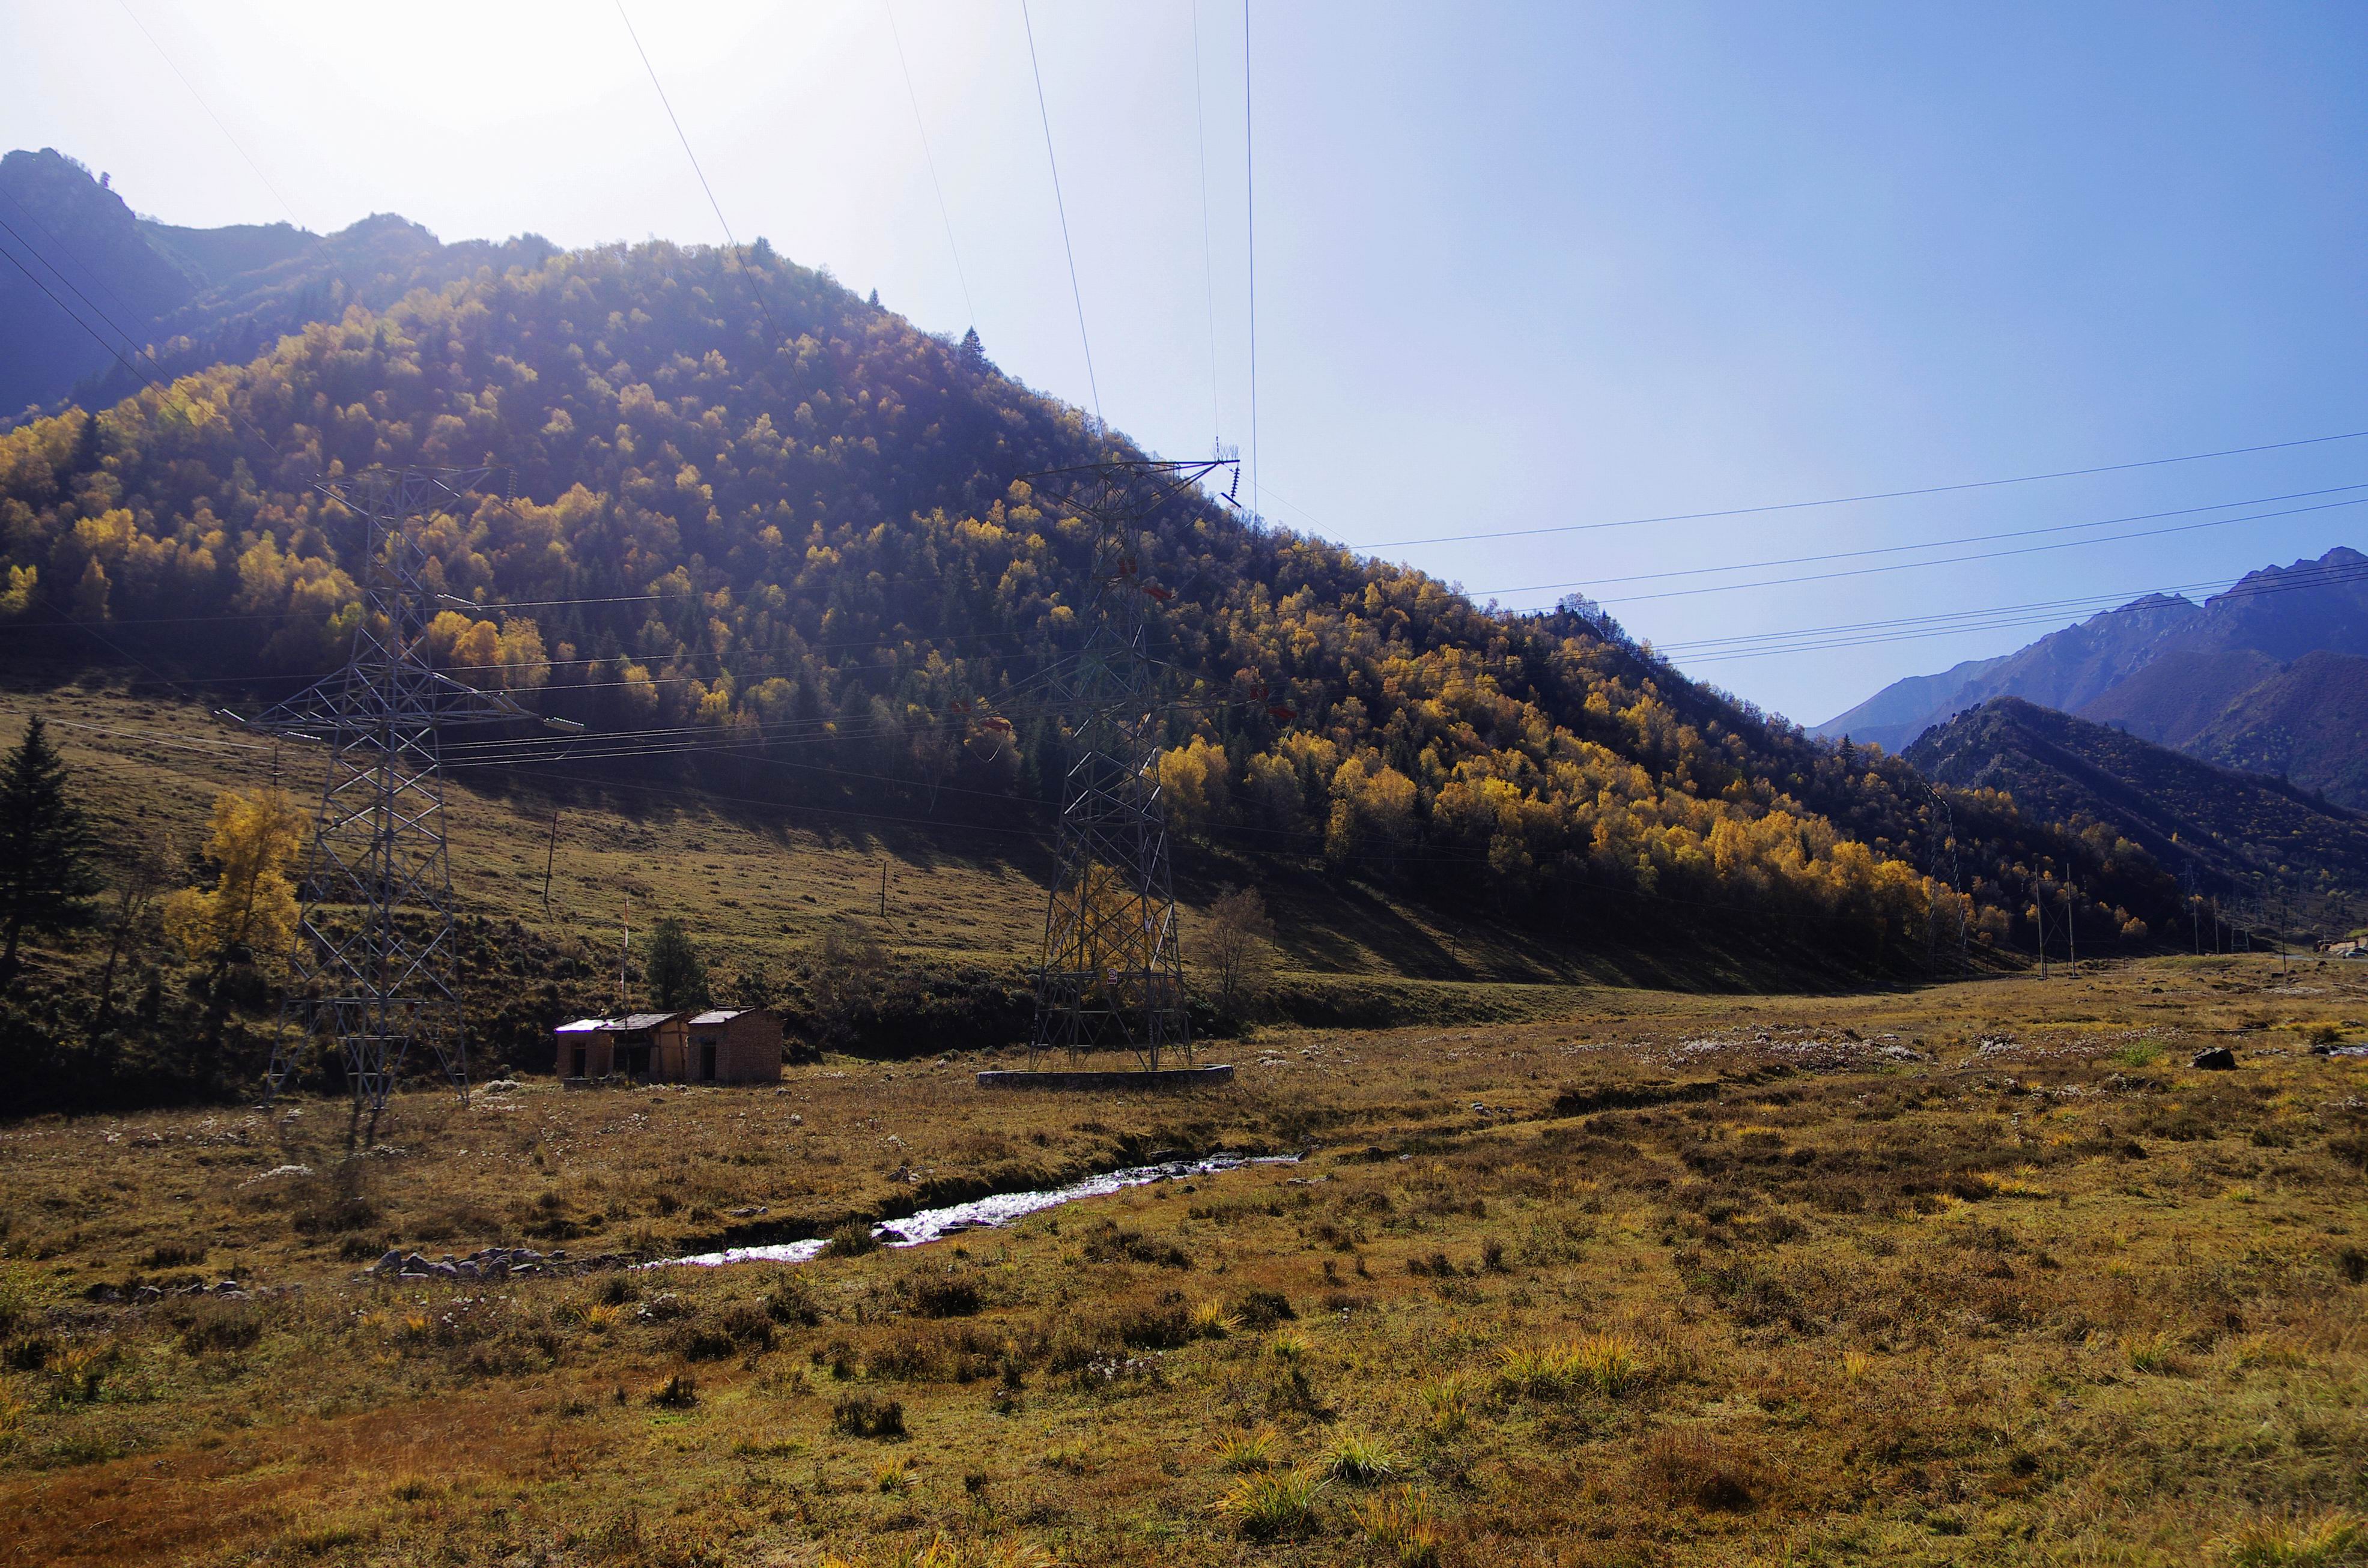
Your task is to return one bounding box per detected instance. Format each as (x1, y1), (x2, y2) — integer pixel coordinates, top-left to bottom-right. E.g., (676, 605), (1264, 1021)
(822, 1223), (881, 1258)
(764, 1276), (821, 1325)
(908, 1277), (980, 1318)
(1230, 1288), (1295, 1330)
(177, 1298), (263, 1354)
(649, 1373), (698, 1408)
(1641, 1428), (1757, 1511)
(830, 1392), (905, 1438)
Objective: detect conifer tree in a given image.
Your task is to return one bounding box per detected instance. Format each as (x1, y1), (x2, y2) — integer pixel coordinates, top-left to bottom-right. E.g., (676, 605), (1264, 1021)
(0, 716), (97, 973)
(644, 916), (711, 1011)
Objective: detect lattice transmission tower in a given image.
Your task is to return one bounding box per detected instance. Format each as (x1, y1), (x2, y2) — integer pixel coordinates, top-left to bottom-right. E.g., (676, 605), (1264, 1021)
(1025, 458), (1234, 1071)
(1919, 782), (1969, 975)
(235, 467), (574, 1113)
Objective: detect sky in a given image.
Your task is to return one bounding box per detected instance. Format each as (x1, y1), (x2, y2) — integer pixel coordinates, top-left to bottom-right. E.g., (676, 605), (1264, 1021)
(4, 1), (2366, 728)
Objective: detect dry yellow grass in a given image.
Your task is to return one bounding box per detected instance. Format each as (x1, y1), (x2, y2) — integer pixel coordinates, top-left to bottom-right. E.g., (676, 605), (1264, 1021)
(0, 953), (2363, 1563)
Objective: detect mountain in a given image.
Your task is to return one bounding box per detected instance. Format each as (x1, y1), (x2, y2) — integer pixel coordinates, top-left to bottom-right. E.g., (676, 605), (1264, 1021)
(1, 148), (548, 424)
(0, 148), (2235, 988)
(1817, 592), (2203, 753)
(1905, 696), (2368, 928)
(1818, 548), (2368, 779)
(2186, 649), (2368, 808)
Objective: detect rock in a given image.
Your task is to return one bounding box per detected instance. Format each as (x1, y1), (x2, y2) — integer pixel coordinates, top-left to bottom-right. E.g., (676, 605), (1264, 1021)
(2191, 1046), (2238, 1071)
(374, 1250), (404, 1273)
(133, 1285), (162, 1303)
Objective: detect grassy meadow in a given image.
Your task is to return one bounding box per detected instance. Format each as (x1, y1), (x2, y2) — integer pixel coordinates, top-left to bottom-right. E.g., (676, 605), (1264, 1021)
(4, 953), (2367, 1566)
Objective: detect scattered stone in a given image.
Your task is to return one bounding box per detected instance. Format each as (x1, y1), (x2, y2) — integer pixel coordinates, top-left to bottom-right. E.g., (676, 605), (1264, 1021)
(2192, 1047), (2238, 1071)
(241, 1163), (314, 1185)
(727, 1206), (768, 1218)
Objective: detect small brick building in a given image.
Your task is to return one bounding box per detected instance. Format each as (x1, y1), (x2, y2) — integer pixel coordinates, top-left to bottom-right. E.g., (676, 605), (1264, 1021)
(553, 1008), (782, 1085)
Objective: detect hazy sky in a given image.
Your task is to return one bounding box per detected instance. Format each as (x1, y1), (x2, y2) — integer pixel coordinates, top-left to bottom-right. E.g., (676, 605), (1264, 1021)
(5, 2), (2365, 727)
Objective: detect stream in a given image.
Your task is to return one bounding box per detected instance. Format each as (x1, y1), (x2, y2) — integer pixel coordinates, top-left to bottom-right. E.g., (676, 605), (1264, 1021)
(656, 1152), (1299, 1268)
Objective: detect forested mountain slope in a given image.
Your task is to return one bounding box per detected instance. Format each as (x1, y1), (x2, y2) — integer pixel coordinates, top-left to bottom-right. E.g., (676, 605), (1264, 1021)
(1906, 696), (2368, 925)
(0, 230), (2208, 970)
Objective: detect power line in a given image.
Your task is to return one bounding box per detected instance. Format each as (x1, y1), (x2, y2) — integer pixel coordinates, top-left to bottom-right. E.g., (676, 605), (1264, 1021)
(1189, 0), (1222, 450)
(0, 223), (291, 462)
(1647, 558), (2368, 665)
(1019, 0), (1102, 428)
(1243, 0), (1259, 517)
(885, 0), (976, 330)
(1481, 482), (2368, 597)
(1353, 427), (2368, 552)
(0, 210), (148, 362)
(0, 243), (157, 391)
(114, 0), (308, 229)
(0, 185), (155, 351)
(1478, 492), (2368, 607)
(615, 0), (786, 355)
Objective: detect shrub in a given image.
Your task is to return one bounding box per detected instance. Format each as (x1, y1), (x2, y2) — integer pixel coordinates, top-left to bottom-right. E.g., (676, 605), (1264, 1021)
(764, 1276), (822, 1325)
(714, 1301), (777, 1351)
(831, 1392), (905, 1438)
(178, 1298), (263, 1354)
(0, 1263), (40, 1336)
(1217, 1467), (1327, 1540)
(1641, 1428), (1757, 1511)
(909, 1277), (981, 1318)
(649, 1373), (699, 1408)
(141, 1241), (206, 1270)
(1081, 1221), (1191, 1268)
(1231, 1289), (1295, 1330)
(822, 1223), (881, 1258)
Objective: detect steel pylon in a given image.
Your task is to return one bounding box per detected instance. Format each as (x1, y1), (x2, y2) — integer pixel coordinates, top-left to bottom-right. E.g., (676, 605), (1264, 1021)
(238, 467), (562, 1112)
(1025, 458), (1233, 1071)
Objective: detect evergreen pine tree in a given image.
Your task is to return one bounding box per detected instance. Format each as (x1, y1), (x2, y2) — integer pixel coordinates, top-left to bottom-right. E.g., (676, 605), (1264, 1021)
(643, 916), (711, 1011)
(0, 716), (97, 972)
(959, 327), (986, 371)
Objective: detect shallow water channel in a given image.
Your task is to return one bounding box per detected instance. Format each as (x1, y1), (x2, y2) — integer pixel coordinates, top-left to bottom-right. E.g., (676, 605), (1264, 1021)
(657, 1152), (1299, 1268)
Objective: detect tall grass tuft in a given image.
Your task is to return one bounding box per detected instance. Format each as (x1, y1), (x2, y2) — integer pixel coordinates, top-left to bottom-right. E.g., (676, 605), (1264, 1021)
(1353, 1486), (1442, 1567)
(1188, 1299), (1240, 1339)
(1418, 1373), (1471, 1437)
(2217, 1511), (2362, 1567)
(1498, 1331), (1646, 1399)
(1326, 1433), (1400, 1484)
(1216, 1466), (1326, 1539)
(1215, 1427), (1280, 1473)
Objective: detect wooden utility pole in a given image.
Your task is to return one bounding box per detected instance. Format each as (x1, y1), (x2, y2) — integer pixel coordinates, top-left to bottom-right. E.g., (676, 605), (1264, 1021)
(542, 809), (560, 913)
(619, 895), (631, 1013)
(2063, 881), (2077, 973)
(879, 861), (888, 919)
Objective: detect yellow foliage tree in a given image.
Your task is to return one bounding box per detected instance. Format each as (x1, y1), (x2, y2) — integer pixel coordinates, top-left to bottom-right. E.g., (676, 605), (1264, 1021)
(162, 788), (309, 981)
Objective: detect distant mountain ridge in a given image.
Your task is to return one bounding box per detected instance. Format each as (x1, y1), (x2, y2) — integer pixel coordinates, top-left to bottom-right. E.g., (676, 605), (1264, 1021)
(1, 147), (550, 423)
(1818, 546), (2368, 805)
(1905, 696), (2368, 926)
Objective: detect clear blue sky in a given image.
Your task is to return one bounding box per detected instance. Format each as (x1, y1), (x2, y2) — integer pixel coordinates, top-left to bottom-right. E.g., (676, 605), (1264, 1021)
(5, 1), (2364, 727)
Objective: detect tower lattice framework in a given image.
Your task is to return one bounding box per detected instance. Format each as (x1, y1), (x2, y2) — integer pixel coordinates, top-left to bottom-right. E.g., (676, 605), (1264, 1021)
(1027, 458), (1231, 1071)
(243, 467), (557, 1111)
